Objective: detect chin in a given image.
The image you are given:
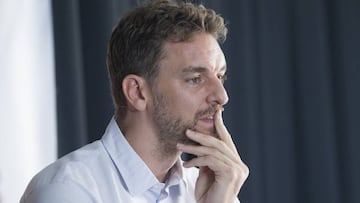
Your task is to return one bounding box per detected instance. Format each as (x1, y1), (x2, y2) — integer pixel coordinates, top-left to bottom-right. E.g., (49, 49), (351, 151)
(193, 127), (217, 138)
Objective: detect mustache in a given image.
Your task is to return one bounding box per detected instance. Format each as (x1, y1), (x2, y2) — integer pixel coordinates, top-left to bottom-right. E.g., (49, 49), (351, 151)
(194, 105), (219, 120)
(193, 105), (221, 138)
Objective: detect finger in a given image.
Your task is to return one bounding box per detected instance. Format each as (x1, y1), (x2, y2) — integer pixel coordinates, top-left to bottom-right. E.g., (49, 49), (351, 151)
(214, 109), (237, 153)
(182, 153), (230, 170)
(184, 130), (241, 163)
(179, 146), (249, 182)
(182, 154), (248, 182)
(185, 129), (227, 152)
(177, 143), (234, 164)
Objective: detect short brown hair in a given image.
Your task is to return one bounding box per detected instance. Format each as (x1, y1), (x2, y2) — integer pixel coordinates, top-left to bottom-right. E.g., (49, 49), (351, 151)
(107, 0), (227, 118)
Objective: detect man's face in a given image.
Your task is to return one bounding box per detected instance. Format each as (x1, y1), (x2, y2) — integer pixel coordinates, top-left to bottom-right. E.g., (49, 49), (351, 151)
(150, 33), (229, 149)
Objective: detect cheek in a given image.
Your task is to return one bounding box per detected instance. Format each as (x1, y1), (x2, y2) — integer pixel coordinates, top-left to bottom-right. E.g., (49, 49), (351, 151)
(171, 96), (202, 119)
(163, 86), (207, 118)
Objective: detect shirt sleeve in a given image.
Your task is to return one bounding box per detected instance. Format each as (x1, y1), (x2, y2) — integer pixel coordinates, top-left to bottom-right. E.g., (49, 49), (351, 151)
(20, 182), (94, 203)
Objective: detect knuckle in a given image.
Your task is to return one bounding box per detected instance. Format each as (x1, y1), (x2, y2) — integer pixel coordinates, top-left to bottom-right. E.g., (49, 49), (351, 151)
(217, 140), (227, 149)
(233, 163), (249, 182)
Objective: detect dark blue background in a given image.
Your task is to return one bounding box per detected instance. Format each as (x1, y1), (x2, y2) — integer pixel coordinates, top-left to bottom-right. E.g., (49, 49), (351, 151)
(52, 0), (360, 202)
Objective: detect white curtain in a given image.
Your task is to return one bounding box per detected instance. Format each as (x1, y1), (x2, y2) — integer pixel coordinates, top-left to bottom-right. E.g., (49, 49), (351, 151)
(0, 0), (57, 202)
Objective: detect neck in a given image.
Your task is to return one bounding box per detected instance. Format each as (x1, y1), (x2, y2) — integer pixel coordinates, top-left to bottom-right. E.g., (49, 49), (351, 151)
(117, 113), (180, 182)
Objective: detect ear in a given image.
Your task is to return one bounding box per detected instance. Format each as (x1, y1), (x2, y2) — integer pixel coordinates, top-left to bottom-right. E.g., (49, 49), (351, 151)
(122, 74), (149, 112)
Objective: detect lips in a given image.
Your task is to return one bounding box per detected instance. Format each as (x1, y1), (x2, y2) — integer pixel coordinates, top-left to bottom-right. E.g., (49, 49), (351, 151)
(198, 113), (215, 124)
(193, 114), (215, 136)
(194, 106), (218, 130)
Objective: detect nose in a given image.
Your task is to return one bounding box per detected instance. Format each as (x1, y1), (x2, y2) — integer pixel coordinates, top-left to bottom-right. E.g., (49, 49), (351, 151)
(206, 77), (229, 106)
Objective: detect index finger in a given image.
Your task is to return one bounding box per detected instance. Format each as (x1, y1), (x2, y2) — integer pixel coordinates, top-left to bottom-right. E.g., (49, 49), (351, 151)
(214, 107), (238, 153)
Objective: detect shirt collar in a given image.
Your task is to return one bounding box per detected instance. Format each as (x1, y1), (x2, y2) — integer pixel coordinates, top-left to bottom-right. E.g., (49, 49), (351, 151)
(101, 118), (187, 195)
(102, 118), (157, 195)
(166, 159), (187, 189)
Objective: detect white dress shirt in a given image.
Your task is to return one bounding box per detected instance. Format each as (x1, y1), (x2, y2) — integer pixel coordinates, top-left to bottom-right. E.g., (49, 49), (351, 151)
(21, 118), (240, 203)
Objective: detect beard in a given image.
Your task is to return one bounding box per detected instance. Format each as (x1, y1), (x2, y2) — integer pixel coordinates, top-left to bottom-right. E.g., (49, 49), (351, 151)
(152, 91), (218, 154)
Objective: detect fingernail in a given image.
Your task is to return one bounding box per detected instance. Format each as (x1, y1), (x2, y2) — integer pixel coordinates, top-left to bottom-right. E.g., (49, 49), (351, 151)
(216, 105), (224, 112)
(177, 143), (184, 149)
(186, 129), (194, 135)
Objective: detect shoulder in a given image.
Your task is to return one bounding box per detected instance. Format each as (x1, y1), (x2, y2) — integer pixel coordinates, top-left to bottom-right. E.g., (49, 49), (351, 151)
(21, 140), (108, 202)
(20, 181), (94, 203)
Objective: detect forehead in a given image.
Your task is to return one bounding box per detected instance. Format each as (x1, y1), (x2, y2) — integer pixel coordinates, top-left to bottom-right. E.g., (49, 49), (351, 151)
(160, 33), (226, 73)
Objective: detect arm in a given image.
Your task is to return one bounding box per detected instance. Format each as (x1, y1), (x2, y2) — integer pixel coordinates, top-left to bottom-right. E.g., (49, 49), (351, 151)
(177, 109), (249, 203)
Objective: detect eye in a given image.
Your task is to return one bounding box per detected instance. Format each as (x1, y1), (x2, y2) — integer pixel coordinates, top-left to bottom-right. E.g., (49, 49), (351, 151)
(186, 75), (203, 85)
(217, 73), (227, 83)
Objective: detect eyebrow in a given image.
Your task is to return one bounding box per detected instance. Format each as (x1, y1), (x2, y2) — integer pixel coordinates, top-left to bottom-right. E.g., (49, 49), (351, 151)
(181, 65), (227, 74)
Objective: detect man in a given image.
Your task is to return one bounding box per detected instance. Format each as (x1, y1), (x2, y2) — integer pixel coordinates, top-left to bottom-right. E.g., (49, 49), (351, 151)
(21, 0), (249, 202)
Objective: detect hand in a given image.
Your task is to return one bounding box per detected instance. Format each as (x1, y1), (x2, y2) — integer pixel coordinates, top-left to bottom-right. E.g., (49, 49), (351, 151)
(177, 109), (249, 203)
